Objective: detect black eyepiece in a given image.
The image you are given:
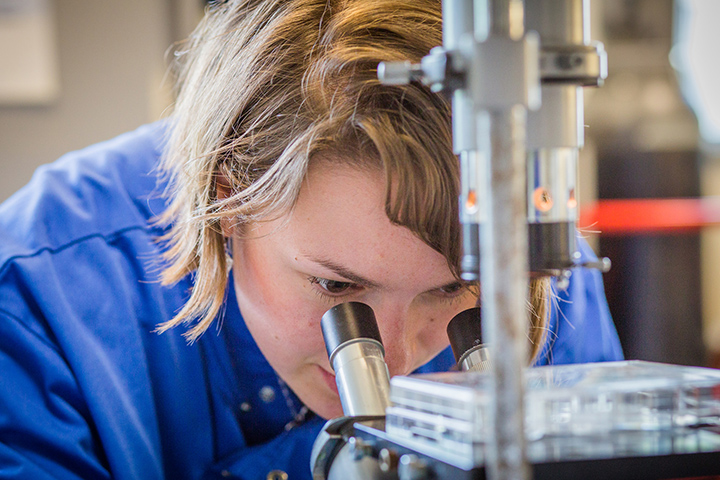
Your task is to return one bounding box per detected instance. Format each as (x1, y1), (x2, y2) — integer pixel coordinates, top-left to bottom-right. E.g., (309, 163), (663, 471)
(321, 302), (383, 359)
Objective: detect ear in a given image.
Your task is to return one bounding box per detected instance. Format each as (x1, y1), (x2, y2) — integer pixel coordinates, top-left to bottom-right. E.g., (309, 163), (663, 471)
(216, 170), (232, 201)
(215, 171), (235, 238)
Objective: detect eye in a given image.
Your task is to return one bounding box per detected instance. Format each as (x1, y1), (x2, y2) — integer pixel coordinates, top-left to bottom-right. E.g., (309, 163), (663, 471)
(431, 281), (478, 302)
(439, 282), (464, 295)
(308, 276), (361, 297)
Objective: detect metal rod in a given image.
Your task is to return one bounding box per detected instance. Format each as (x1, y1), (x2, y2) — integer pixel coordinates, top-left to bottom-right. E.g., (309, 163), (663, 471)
(482, 106), (531, 480)
(481, 1), (530, 479)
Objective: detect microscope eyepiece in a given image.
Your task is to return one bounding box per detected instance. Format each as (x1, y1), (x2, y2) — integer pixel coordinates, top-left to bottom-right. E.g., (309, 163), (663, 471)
(321, 302), (384, 363)
(447, 307), (492, 372)
(321, 302), (391, 417)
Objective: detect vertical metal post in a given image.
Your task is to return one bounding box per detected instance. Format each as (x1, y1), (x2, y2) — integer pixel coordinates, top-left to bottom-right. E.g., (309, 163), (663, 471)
(481, 1), (530, 479)
(380, 1), (545, 477)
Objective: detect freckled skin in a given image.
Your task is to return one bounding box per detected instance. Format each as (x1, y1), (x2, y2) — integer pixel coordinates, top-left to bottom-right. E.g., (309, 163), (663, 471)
(231, 163), (477, 419)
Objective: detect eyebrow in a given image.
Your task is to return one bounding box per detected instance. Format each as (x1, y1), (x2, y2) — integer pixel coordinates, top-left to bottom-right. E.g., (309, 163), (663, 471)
(304, 255), (471, 293)
(305, 256), (382, 288)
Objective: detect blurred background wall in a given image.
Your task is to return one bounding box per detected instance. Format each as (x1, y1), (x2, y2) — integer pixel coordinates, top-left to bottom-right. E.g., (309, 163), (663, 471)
(1, 0), (720, 367)
(582, 0), (720, 368)
(583, 0), (703, 366)
(0, 0), (203, 203)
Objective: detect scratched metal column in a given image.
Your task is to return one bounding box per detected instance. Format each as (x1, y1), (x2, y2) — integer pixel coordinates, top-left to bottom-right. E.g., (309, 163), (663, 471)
(481, 1), (530, 479)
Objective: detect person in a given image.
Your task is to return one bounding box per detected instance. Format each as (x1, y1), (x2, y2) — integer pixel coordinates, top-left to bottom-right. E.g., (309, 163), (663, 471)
(0, 0), (623, 479)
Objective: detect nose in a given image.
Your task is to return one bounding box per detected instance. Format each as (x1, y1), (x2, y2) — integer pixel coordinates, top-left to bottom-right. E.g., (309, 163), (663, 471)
(371, 302), (417, 377)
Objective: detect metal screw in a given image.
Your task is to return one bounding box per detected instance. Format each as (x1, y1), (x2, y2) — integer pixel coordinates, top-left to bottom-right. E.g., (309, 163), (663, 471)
(398, 454), (429, 480)
(266, 470), (288, 480)
(259, 386), (276, 403)
(378, 448), (399, 473)
(556, 53), (583, 70)
(347, 436), (373, 461)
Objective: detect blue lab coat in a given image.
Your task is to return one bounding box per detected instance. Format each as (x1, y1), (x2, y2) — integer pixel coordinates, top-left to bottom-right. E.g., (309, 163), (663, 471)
(0, 122), (622, 480)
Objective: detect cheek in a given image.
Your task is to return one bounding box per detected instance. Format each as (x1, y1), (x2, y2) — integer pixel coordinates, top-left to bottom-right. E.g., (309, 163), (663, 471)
(231, 245), (332, 360)
(415, 313), (453, 352)
(415, 297), (479, 351)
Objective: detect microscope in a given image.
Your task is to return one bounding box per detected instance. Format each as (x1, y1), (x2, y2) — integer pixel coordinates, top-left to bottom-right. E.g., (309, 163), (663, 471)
(310, 1), (720, 479)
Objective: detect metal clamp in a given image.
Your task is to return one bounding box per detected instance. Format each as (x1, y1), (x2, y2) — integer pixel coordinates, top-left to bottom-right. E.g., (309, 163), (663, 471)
(310, 416), (386, 480)
(379, 32), (541, 110)
(540, 42), (608, 86)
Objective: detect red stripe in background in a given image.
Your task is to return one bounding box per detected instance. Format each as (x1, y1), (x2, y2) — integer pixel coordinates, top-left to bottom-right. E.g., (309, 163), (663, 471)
(579, 198), (720, 234)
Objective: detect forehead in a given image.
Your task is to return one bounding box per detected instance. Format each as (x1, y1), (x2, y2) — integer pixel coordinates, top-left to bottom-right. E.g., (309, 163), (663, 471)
(298, 161), (386, 221)
(280, 162), (454, 288)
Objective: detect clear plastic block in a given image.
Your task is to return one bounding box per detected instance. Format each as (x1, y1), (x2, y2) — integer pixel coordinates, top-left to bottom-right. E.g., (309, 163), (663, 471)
(385, 361), (720, 464)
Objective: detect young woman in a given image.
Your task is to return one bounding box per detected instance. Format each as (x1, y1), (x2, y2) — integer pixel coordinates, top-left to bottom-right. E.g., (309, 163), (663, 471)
(0, 1), (622, 479)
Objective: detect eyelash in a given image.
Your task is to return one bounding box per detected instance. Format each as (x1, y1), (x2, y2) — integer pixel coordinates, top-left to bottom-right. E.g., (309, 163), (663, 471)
(432, 282), (478, 304)
(307, 276), (362, 301)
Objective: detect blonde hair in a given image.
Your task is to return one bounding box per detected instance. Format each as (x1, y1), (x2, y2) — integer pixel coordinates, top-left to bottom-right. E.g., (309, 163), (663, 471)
(158, 0), (550, 361)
